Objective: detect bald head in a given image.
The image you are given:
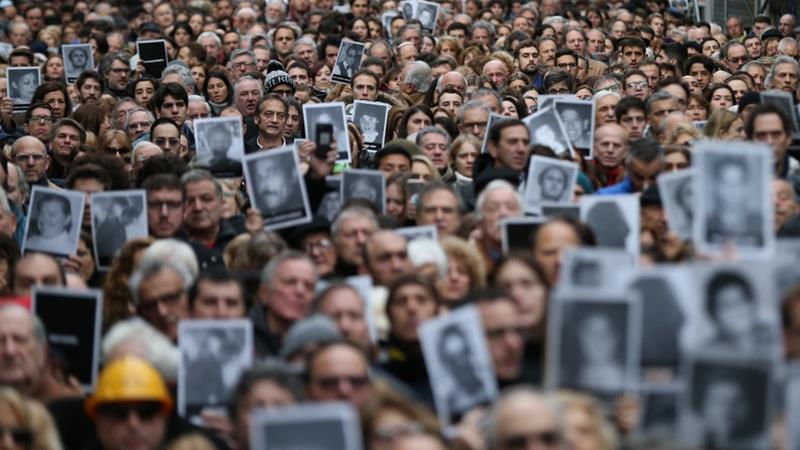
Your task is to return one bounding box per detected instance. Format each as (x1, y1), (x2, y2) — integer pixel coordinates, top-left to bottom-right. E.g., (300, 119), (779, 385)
(595, 123), (629, 144)
(488, 388), (562, 450)
(365, 230), (411, 286)
(482, 60), (509, 87)
(12, 136), (48, 184)
(438, 71), (466, 94)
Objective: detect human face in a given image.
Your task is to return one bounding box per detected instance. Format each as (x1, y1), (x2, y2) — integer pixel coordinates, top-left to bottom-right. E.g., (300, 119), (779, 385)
(0, 307), (45, 391)
(389, 283), (438, 342)
(418, 189), (460, 236)
(595, 95), (619, 125)
(620, 45), (644, 69)
(619, 108), (646, 140)
(516, 46), (539, 75)
(137, 269), (189, 341)
(625, 74), (649, 100)
(438, 255), (471, 304)
(629, 158), (664, 192)
(752, 113), (790, 166)
(192, 280), (245, 319)
(420, 133), (448, 171)
(648, 98), (680, 130)
(685, 97), (707, 121)
(772, 63), (799, 93)
(147, 188), (183, 238)
(132, 81), (154, 107)
(231, 55), (256, 79)
(256, 99), (287, 138)
(126, 111), (152, 141)
(492, 125), (530, 173)
(319, 288), (371, 349)
(52, 125), (82, 164)
(579, 314), (617, 362)
(745, 64), (765, 91)
(152, 124), (181, 154)
(664, 151), (690, 172)
(773, 180), (798, 231)
(36, 199), (69, 238)
(12, 254), (62, 296)
(106, 60), (130, 91)
(378, 154), (410, 178)
(709, 88), (733, 112)
(314, 65), (332, 90)
(406, 111), (431, 135)
(479, 300), (524, 381)
(273, 28), (295, 57)
(367, 232), (411, 287)
(538, 40), (557, 68)
(13, 138), (48, 184)
(45, 56), (64, 80)
(42, 91), (66, 118)
(308, 345), (371, 407)
(713, 283), (754, 338)
(496, 394), (561, 450)
(94, 402), (168, 450)
(334, 216), (376, 267)
(688, 63), (711, 90)
(593, 127), (628, 169)
(460, 107), (489, 139)
(235, 79), (262, 116)
(158, 95), (187, 126)
(301, 231), (337, 276)
(386, 184), (405, 219)
(480, 187), (521, 244)
(183, 180), (223, 236)
(502, 100), (519, 118)
(454, 142), (477, 177)
(702, 39), (720, 57)
(744, 37), (762, 59)
(482, 61), (508, 87)
(24, 107), (53, 141)
(726, 79), (747, 104)
(352, 74), (377, 101)
(724, 45), (747, 72)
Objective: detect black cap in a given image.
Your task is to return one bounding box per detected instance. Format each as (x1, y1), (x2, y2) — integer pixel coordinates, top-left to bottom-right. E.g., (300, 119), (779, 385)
(473, 167), (519, 199)
(373, 145), (412, 166)
(738, 91), (761, 114)
(640, 184), (662, 207)
(761, 29), (782, 41)
(139, 22), (161, 34)
(290, 216), (332, 248)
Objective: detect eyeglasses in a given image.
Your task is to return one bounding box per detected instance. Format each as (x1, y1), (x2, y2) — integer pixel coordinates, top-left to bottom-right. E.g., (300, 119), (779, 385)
(232, 61), (255, 69)
(626, 81), (648, 89)
(28, 115), (53, 124)
(462, 121), (487, 130)
(14, 153), (46, 163)
(127, 121), (152, 131)
(96, 403), (163, 422)
(303, 238), (332, 252)
(109, 67), (131, 74)
(147, 200), (183, 211)
(502, 431), (560, 449)
(0, 426), (33, 445)
(314, 375), (369, 390)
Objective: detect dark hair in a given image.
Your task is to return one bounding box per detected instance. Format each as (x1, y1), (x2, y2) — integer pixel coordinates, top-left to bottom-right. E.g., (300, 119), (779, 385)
(385, 273), (440, 317)
(24, 103), (53, 124)
(744, 103), (791, 139)
(129, 77), (160, 100)
(706, 83), (736, 105)
(135, 153), (187, 187)
(142, 173), (183, 193)
(706, 270), (753, 319)
(256, 93), (289, 116)
(31, 81), (72, 116)
(188, 268), (244, 309)
(33, 192), (72, 233)
(170, 21), (195, 42)
(65, 163), (111, 190)
(615, 96), (646, 121)
(76, 71), (104, 91)
(543, 70), (574, 93)
(202, 71), (233, 106)
(150, 82), (188, 111)
(149, 117), (180, 138)
(487, 118), (526, 146)
(397, 105), (434, 139)
(683, 54), (717, 76)
(228, 364), (304, 422)
(72, 152), (131, 190)
(654, 77), (690, 99)
(70, 103), (107, 136)
(350, 69), (380, 88)
(619, 36), (647, 51)
(10, 48), (34, 65)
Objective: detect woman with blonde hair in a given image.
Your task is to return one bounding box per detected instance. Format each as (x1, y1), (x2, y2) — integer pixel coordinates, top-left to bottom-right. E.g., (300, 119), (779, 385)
(0, 387), (63, 450)
(666, 123), (702, 146)
(361, 380), (440, 450)
(101, 237), (155, 330)
(435, 36), (462, 62)
(438, 236), (487, 307)
(449, 134), (481, 184)
(704, 109), (745, 140)
(554, 390), (619, 450)
(411, 155), (441, 182)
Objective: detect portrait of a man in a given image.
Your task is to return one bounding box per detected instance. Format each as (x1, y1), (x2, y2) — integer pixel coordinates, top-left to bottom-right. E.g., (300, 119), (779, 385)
(705, 157), (763, 247)
(198, 119), (243, 177)
(538, 165), (569, 202)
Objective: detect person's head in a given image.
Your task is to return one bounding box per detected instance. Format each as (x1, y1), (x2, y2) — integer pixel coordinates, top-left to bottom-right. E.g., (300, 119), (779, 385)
(485, 387), (563, 450)
(416, 127), (451, 172)
(625, 139), (664, 192)
(0, 305), (48, 394)
(765, 55), (799, 94)
(476, 179), (523, 245)
(487, 119), (530, 173)
(618, 37), (646, 69)
(10, 136), (48, 184)
(255, 94), (289, 140)
(11, 253), (64, 296)
(32, 191), (71, 239)
(305, 341), (372, 407)
(532, 218), (586, 286)
(646, 91), (681, 131)
(332, 206), (378, 269)
(594, 90), (621, 125)
(364, 230), (412, 287)
(152, 83), (188, 127)
(180, 169), (223, 238)
(315, 284), (371, 351)
(188, 269), (246, 319)
(234, 76), (263, 117)
(143, 174), (183, 238)
(129, 259), (191, 341)
(416, 182), (462, 237)
(615, 97), (647, 141)
(86, 357), (172, 450)
(593, 123), (629, 170)
(458, 100), (491, 140)
(258, 251), (318, 330)
(386, 274), (439, 342)
(150, 118), (181, 154)
(706, 270), (755, 339)
(744, 103), (792, 172)
(471, 289), (525, 381)
(102, 53), (132, 91)
(773, 179), (798, 232)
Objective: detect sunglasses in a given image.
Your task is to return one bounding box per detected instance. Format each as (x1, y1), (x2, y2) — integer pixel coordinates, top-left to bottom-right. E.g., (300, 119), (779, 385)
(96, 402), (163, 422)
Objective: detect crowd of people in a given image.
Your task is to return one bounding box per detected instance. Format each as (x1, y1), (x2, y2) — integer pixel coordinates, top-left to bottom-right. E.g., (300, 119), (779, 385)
(0, 0), (796, 448)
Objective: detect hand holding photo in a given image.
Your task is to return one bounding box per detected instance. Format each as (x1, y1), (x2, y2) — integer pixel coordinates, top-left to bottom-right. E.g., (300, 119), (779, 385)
(243, 145), (312, 230)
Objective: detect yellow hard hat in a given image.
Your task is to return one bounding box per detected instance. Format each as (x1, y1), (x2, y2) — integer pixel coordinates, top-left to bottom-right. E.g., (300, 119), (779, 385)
(85, 356), (173, 419)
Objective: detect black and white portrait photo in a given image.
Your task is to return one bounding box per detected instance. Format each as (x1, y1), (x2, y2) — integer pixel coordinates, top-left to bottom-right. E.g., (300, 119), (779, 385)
(694, 263), (781, 358)
(522, 106), (574, 156)
(786, 366), (800, 450)
(331, 40), (365, 85)
(341, 169), (386, 213)
(694, 141), (773, 258)
(22, 186), (85, 258)
(541, 204), (580, 220)
(244, 146), (312, 230)
(91, 190), (148, 270)
(481, 113), (504, 154)
(395, 225), (438, 242)
(250, 403), (363, 450)
(7, 67), (41, 113)
(194, 116), (245, 178)
(678, 354), (773, 450)
(523, 156), (578, 213)
(304, 102), (351, 163)
(500, 217), (544, 254)
(554, 99), (594, 155)
(538, 94), (577, 111)
(137, 39), (169, 79)
(399, 0), (417, 19)
(637, 388), (679, 442)
(178, 319), (253, 419)
(580, 195), (640, 258)
(415, 0), (439, 33)
(32, 286), (102, 391)
(420, 305), (498, 427)
(548, 296), (639, 396)
(353, 100), (390, 152)
(560, 248), (635, 293)
(62, 44), (94, 84)
(761, 91), (800, 135)
(658, 169), (695, 240)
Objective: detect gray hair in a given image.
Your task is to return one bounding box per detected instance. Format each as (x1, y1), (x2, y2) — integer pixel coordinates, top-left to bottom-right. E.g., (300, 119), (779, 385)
(293, 37), (316, 56)
(415, 126), (452, 148)
(471, 20), (495, 37)
(720, 41), (745, 61)
(123, 107), (155, 133)
(180, 169), (223, 199)
(102, 317), (180, 383)
(0, 304), (46, 345)
(234, 75), (263, 96)
(259, 250), (316, 286)
(131, 141), (162, 164)
(741, 60), (765, 73)
(331, 205), (378, 238)
(161, 63), (195, 89)
(230, 48), (256, 63)
(128, 259), (192, 306)
(457, 100), (491, 124)
(645, 91), (676, 116)
(778, 37), (798, 54)
(625, 138), (664, 165)
(197, 31), (222, 46)
(475, 179), (522, 220)
(100, 52), (130, 76)
(140, 239), (199, 281)
(766, 55), (800, 90)
(408, 238), (448, 279)
(483, 387), (565, 450)
(0, 189), (11, 215)
(266, 0), (287, 12)
(415, 181), (462, 212)
(593, 75), (623, 92)
(404, 61), (433, 92)
(542, 15), (567, 28)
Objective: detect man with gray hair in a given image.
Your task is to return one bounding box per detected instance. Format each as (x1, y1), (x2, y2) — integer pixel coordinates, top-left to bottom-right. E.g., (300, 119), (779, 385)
(102, 317), (180, 384)
(766, 55), (800, 97)
(229, 49), (257, 80)
(197, 31), (222, 62)
(437, 71), (467, 95)
(161, 63), (195, 96)
(251, 250), (318, 356)
(398, 61), (432, 104)
(234, 75), (263, 118)
(476, 179), (523, 270)
(458, 100), (491, 140)
(101, 52), (132, 98)
(0, 304), (81, 402)
(416, 126), (452, 174)
(778, 37), (799, 58)
(265, 0), (287, 25)
(484, 387), (564, 450)
(129, 259), (193, 341)
(131, 141), (162, 176)
(332, 205), (378, 276)
(187, 95), (210, 126)
(293, 37), (318, 67)
(124, 107), (156, 141)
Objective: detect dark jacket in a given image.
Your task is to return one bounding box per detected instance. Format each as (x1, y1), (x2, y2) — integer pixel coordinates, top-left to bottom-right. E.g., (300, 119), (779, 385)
(248, 303), (283, 358)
